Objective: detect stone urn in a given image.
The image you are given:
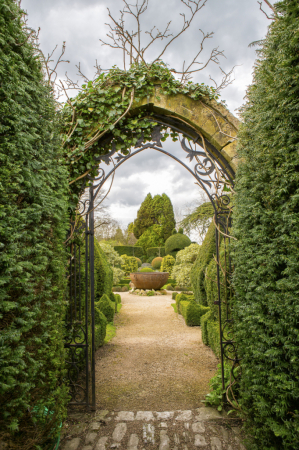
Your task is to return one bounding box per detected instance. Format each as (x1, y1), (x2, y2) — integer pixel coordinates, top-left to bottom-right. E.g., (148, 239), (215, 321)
(130, 272), (169, 290)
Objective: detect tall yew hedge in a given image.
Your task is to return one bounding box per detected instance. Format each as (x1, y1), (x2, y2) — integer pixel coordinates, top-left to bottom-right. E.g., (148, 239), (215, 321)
(233, 1), (299, 448)
(0, 1), (69, 447)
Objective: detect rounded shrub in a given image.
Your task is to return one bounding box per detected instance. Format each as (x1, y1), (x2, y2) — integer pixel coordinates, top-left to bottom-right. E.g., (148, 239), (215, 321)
(165, 233), (191, 256)
(135, 257), (142, 267)
(94, 309), (107, 348)
(152, 257), (163, 270)
(161, 254), (176, 273)
(139, 267), (154, 273)
(96, 293), (115, 323)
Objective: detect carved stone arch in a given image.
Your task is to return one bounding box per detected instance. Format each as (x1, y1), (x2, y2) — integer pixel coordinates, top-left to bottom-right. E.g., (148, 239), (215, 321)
(129, 85), (239, 176)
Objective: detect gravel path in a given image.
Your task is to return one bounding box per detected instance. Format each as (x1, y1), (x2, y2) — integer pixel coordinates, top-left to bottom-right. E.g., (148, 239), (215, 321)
(59, 293), (247, 450)
(95, 293), (219, 411)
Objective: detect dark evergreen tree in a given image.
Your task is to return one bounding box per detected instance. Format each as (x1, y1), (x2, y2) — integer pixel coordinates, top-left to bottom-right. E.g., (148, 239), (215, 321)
(233, 1), (299, 448)
(133, 193), (153, 238)
(158, 193), (176, 241)
(133, 193), (175, 241)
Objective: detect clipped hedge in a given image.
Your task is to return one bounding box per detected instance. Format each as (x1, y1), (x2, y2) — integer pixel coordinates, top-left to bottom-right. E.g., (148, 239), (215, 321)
(94, 239), (113, 301)
(175, 293), (194, 311)
(147, 247), (166, 258)
(200, 311), (220, 358)
(191, 222), (216, 306)
(179, 301), (210, 326)
(96, 294), (115, 323)
(94, 309), (107, 348)
(152, 257), (163, 270)
(0, 2), (69, 445)
(232, 2), (299, 447)
(205, 240), (230, 321)
(114, 246), (143, 257)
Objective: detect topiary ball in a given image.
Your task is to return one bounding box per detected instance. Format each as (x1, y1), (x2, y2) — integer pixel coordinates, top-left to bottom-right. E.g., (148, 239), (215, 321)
(165, 233), (191, 256)
(152, 257), (163, 270)
(139, 267), (154, 273)
(135, 257), (142, 267)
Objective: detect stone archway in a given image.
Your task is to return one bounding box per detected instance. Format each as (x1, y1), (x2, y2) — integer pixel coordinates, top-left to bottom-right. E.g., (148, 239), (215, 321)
(130, 86), (239, 175)
(65, 85), (240, 410)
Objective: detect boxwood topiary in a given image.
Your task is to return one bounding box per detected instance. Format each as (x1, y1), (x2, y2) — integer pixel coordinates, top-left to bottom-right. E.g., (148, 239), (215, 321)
(179, 301), (210, 326)
(165, 233), (191, 256)
(135, 257), (142, 267)
(139, 267), (154, 273)
(94, 308), (108, 348)
(152, 257), (163, 270)
(191, 222), (216, 306)
(96, 294), (115, 323)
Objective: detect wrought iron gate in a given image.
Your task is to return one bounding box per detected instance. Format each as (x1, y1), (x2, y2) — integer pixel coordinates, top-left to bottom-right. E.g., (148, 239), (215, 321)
(64, 120), (239, 409)
(64, 186), (96, 410)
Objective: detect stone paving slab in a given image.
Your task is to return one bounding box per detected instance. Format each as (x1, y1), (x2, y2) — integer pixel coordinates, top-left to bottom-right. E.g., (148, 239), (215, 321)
(59, 409), (246, 450)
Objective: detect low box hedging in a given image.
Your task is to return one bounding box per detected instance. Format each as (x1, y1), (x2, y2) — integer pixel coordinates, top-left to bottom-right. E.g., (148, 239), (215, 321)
(175, 293), (194, 311)
(191, 222), (216, 306)
(172, 292), (179, 300)
(96, 294), (115, 323)
(114, 246), (143, 257)
(180, 301), (210, 326)
(146, 247), (165, 258)
(94, 309), (108, 348)
(114, 294), (121, 304)
(200, 311), (220, 358)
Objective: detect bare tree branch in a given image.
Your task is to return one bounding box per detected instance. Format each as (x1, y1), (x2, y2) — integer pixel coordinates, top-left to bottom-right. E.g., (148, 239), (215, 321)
(258, 0), (278, 20)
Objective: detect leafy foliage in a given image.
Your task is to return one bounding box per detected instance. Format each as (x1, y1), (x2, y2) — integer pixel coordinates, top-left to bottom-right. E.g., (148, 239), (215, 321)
(133, 193), (176, 242)
(99, 242), (125, 284)
(114, 245), (143, 258)
(99, 242), (124, 266)
(191, 222), (216, 306)
(0, 1), (69, 445)
(94, 240), (113, 301)
(164, 232), (191, 257)
(180, 201), (214, 241)
(232, 2), (299, 448)
(96, 294), (115, 323)
(204, 363), (233, 411)
(146, 247), (166, 258)
(151, 257), (163, 270)
(160, 255), (176, 274)
(121, 255), (138, 275)
(60, 61), (220, 206)
(135, 224), (164, 252)
(139, 267), (154, 273)
(171, 243), (200, 288)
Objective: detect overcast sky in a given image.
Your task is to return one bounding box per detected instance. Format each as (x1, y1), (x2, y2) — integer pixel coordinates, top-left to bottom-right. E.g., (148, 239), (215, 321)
(22, 0), (273, 235)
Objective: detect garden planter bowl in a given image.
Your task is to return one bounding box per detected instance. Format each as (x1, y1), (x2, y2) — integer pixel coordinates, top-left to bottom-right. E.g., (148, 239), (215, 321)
(130, 272), (169, 290)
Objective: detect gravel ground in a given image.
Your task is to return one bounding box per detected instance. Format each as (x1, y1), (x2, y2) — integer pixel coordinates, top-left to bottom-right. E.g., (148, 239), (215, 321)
(95, 292), (219, 411)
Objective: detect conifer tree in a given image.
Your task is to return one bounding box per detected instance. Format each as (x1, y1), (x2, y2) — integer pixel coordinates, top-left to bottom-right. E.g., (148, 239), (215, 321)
(133, 193), (175, 241)
(233, 1), (299, 448)
(133, 193), (154, 238)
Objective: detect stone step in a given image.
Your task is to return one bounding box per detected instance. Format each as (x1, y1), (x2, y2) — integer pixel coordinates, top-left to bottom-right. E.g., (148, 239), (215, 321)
(60, 409), (246, 450)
